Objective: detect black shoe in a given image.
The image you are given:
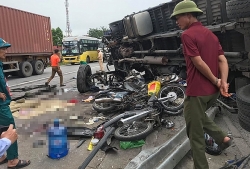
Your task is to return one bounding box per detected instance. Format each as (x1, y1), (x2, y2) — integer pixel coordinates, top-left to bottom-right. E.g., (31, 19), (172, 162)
(60, 84), (66, 87)
(45, 82), (49, 86)
(204, 133), (222, 156)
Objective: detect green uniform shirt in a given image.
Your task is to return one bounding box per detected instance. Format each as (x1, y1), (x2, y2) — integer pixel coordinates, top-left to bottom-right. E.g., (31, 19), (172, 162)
(0, 62), (11, 106)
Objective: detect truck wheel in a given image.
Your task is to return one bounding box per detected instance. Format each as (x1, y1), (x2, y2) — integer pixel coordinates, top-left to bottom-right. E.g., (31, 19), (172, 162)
(32, 60), (44, 75)
(18, 61), (33, 77)
(238, 113), (250, 132)
(226, 0), (250, 19)
(236, 84), (250, 116)
(77, 64), (92, 93)
(236, 84), (250, 131)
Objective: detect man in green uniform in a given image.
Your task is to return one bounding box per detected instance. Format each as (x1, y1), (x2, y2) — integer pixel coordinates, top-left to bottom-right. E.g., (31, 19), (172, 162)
(0, 38), (30, 168)
(170, 1), (232, 169)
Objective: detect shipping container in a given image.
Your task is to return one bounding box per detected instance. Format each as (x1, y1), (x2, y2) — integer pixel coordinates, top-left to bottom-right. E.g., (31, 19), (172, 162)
(0, 5), (53, 77)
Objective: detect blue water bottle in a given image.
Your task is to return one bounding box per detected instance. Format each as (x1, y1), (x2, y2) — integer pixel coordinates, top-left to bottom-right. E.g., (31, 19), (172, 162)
(48, 119), (69, 159)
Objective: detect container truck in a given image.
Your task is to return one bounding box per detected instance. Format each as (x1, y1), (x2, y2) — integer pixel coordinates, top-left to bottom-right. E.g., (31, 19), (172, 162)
(0, 5), (53, 77)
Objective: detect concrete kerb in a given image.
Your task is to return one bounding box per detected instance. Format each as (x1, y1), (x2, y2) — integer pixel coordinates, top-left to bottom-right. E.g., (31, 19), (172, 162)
(124, 106), (219, 169)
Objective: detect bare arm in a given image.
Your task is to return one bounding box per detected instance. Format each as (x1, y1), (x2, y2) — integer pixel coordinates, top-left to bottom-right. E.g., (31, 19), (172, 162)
(218, 54), (231, 97)
(218, 55), (229, 83)
(190, 56), (218, 85)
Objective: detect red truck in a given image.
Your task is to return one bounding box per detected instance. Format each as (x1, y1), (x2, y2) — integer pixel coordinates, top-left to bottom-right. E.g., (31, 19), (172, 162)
(0, 5), (53, 77)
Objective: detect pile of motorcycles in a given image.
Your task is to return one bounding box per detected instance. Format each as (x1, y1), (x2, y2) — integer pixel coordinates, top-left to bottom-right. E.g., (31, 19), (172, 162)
(91, 72), (186, 141)
(78, 72), (186, 169)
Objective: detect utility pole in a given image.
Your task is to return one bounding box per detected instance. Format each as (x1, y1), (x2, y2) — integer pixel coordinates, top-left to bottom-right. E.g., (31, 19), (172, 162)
(65, 0), (72, 37)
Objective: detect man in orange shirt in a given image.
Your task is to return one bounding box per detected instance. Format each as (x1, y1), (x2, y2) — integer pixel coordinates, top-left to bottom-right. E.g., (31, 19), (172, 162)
(45, 49), (65, 87)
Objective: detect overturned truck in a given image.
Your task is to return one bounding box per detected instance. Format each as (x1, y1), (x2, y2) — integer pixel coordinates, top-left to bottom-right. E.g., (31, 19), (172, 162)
(77, 0), (250, 130)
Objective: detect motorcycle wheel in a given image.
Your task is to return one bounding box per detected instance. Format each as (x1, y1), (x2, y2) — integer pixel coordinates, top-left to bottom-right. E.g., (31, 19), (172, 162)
(92, 94), (120, 114)
(114, 121), (154, 141)
(158, 84), (185, 112)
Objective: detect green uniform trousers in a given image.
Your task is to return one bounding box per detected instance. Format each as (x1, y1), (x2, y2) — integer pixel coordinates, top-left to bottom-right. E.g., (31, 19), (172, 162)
(0, 105), (18, 160)
(184, 92), (227, 169)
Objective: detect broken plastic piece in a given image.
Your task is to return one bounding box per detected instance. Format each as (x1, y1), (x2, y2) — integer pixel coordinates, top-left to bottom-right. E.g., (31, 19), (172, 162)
(82, 96), (94, 102)
(76, 139), (86, 148)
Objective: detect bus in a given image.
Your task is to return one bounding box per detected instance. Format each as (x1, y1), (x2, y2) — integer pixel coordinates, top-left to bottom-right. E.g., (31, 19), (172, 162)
(61, 36), (100, 64)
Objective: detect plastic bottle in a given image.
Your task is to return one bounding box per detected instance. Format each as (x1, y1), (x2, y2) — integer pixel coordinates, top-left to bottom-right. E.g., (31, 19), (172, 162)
(87, 137), (94, 151)
(48, 119), (69, 159)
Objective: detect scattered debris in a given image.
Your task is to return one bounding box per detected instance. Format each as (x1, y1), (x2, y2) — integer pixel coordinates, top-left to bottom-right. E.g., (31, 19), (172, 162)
(67, 127), (94, 138)
(82, 96), (94, 102)
(33, 140), (46, 148)
(76, 139), (86, 148)
(120, 140), (145, 150)
(220, 153), (250, 169)
(87, 137), (94, 151)
(91, 138), (99, 146)
(161, 119), (175, 129)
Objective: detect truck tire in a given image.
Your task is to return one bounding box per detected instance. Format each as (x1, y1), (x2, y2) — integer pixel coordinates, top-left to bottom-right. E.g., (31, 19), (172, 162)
(236, 84), (250, 131)
(238, 113), (250, 132)
(18, 61), (33, 77)
(77, 64), (92, 93)
(226, 0), (250, 19)
(236, 84), (250, 117)
(32, 60), (44, 75)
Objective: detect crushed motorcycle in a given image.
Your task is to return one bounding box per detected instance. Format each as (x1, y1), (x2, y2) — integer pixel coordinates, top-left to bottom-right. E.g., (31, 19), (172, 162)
(92, 75), (149, 114)
(114, 93), (183, 141)
(93, 73), (186, 115)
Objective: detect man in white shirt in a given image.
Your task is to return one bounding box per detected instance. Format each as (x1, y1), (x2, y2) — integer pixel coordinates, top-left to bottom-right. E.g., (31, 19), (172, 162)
(97, 49), (104, 71)
(0, 124), (18, 164)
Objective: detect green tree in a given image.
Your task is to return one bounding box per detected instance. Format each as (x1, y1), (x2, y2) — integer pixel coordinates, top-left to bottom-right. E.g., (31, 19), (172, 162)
(88, 26), (109, 39)
(52, 27), (63, 46)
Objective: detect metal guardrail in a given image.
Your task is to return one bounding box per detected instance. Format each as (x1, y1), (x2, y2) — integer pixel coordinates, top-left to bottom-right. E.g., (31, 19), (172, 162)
(124, 107), (219, 169)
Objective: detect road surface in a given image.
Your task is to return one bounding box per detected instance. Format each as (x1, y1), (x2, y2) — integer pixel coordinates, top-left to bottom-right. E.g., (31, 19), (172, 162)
(7, 62), (104, 88)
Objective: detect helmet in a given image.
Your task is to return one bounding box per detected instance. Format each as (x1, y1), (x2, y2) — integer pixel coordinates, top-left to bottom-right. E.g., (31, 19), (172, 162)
(0, 38), (11, 49)
(170, 0), (203, 19)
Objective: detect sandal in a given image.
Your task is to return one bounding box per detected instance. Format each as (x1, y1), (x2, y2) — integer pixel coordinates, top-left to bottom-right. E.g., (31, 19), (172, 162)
(7, 160), (31, 169)
(220, 137), (233, 151)
(0, 157), (8, 165)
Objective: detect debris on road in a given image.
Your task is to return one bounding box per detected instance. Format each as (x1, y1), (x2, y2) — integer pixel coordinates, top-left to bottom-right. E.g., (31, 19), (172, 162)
(120, 140), (145, 150)
(82, 96), (94, 102)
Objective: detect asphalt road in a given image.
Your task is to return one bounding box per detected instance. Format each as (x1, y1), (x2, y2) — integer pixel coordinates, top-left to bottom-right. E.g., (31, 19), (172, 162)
(7, 62), (103, 88)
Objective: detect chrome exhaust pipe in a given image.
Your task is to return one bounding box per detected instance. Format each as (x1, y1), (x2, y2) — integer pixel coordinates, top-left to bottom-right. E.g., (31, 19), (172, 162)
(117, 110), (154, 127)
(95, 98), (122, 103)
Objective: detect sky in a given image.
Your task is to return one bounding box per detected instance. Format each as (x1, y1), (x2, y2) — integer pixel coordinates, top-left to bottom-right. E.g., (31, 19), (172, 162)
(1, 0), (171, 36)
